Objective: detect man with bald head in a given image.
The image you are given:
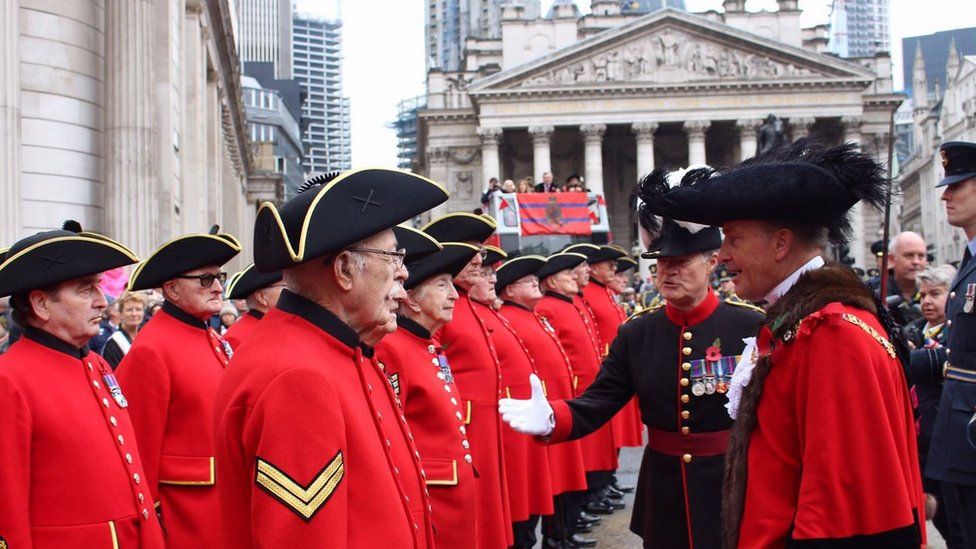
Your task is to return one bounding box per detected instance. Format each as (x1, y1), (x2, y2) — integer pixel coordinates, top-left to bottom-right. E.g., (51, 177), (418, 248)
(869, 231), (927, 325)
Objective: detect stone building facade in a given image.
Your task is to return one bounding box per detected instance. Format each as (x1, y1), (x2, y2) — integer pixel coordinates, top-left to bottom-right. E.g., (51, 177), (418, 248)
(0, 0), (255, 264)
(418, 0), (901, 268)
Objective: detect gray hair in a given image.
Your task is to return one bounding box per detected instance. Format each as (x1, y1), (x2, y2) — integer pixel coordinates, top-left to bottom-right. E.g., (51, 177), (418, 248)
(888, 231), (925, 255)
(916, 264), (956, 289)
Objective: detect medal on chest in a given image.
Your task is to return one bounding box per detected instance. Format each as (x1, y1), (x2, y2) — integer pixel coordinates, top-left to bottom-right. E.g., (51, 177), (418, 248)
(965, 283), (975, 314)
(102, 371), (129, 408)
(688, 340), (740, 398)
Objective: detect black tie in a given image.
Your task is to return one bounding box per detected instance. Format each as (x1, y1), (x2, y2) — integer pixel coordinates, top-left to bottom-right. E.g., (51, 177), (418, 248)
(964, 247), (973, 269)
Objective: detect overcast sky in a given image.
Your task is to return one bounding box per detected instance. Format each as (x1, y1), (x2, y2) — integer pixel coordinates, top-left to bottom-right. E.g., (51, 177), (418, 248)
(292, 0), (976, 167)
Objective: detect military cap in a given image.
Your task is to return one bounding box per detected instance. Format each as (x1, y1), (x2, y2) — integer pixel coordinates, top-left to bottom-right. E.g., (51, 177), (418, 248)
(936, 141), (976, 187)
(129, 225), (241, 291)
(536, 252), (588, 281)
(871, 240), (885, 258)
(253, 169), (449, 272)
(405, 242), (480, 291)
(649, 263), (659, 276)
(393, 225), (443, 263)
(616, 256), (639, 274)
(867, 268), (880, 278)
(635, 142), (886, 246)
(717, 267), (733, 282)
(422, 212), (497, 244)
(225, 263), (283, 300)
(483, 245), (508, 266)
(0, 220), (139, 297)
(496, 255), (546, 293)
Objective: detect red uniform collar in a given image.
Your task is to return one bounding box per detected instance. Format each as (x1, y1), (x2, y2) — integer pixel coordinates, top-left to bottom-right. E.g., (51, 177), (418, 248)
(665, 290), (719, 327)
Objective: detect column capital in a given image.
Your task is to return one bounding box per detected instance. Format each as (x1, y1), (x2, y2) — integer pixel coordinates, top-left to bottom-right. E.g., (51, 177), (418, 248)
(683, 120), (711, 138)
(631, 121), (659, 137)
(529, 125), (555, 144)
(477, 127), (503, 146)
(735, 118), (764, 131)
(790, 116), (817, 129)
(580, 123), (606, 143)
(841, 115), (863, 129)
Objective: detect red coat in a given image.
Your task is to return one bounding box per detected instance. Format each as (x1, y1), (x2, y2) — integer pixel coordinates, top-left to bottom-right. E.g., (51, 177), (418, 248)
(222, 310), (263, 349)
(375, 319), (479, 549)
(213, 291), (433, 548)
(740, 303), (925, 547)
(583, 282), (644, 448)
(0, 328), (165, 548)
(536, 292), (618, 472)
(474, 301), (554, 520)
(436, 290), (513, 548)
(499, 303), (588, 496)
(116, 301), (230, 548)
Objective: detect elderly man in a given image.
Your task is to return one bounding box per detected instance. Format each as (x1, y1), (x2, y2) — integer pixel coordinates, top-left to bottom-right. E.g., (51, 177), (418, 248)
(213, 169), (448, 548)
(930, 140), (976, 548)
(0, 222), (165, 547)
(375, 237), (482, 549)
(116, 226), (241, 548)
(869, 231), (928, 325)
(634, 143), (924, 547)
(221, 263), (284, 349)
(535, 172), (558, 193)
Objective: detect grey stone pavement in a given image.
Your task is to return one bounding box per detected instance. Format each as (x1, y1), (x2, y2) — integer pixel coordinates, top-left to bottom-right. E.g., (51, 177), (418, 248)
(538, 446), (947, 548)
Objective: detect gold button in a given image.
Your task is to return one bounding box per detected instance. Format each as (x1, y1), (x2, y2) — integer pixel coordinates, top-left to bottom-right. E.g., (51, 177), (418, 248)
(432, 358), (439, 366)
(682, 362), (691, 371)
(134, 473), (141, 484)
(462, 440), (470, 449)
(680, 378), (690, 387)
(681, 410), (690, 419)
(456, 411), (463, 421)
(92, 380), (100, 389)
(110, 416), (118, 427)
(950, 291), (957, 299)
(464, 454), (473, 463)
(102, 397), (111, 408)
(682, 454), (692, 463)
(681, 426), (690, 435)
(138, 493), (144, 503)
(117, 435), (124, 445)
(682, 332), (692, 340)
(125, 453), (133, 464)
(682, 347), (692, 356)
(681, 394), (690, 403)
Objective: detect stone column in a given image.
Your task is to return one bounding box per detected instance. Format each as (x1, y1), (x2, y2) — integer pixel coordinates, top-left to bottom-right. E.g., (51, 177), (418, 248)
(736, 118), (762, 161)
(684, 120), (710, 166)
(632, 122), (658, 178)
(842, 115), (863, 149)
(0, 0), (20, 241)
(789, 116), (816, 140)
(580, 123), (606, 194)
(104, 0), (157, 253)
(529, 125), (554, 184)
(842, 115), (866, 268)
(477, 127), (502, 189)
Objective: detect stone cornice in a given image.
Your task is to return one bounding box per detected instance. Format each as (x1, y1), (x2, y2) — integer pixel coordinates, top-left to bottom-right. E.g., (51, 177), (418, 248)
(418, 108), (477, 122)
(206, 0), (251, 176)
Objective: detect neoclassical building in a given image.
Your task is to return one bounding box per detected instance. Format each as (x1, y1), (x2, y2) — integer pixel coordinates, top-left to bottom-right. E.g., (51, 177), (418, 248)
(418, 0), (901, 267)
(0, 0), (258, 262)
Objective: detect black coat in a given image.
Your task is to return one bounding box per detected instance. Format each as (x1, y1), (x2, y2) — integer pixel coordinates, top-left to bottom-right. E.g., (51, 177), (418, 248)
(559, 293), (764, 548)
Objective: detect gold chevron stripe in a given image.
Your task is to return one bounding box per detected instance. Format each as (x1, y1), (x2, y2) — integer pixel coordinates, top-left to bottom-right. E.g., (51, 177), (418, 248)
(255, 452), (344, 521)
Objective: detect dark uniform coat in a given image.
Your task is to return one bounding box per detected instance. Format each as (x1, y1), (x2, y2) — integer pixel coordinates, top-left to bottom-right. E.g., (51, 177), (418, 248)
(374, 318), (479, 549)
(222, 309), (263, 350)
(549, 291), (763, 547)
(213, 291), (433, 548)
(0, 328), (165, 548)
(115, 301), (231, 548)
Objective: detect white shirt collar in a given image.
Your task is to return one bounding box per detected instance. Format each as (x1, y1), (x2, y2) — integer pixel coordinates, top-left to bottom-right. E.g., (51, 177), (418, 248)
(763, 255), (825, 306)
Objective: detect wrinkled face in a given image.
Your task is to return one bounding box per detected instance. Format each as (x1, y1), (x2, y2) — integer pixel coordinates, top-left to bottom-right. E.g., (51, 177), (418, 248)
(167, 265), (225, 320)
(412, 273), (459, 326)
(919, 281), (948, 325)
(34, 274), (109, 345)
(571, 261), (590, 288)
(468, 266), (497, 304)
(589, 260), (616, 284)
(717, 220), (780, 301)
(942, 177), (976, 232)
(656, 253), (712, 307)
(545, 269), (578, 296)
(505, 274), (542, 307)
(610, 272), (629, 294)
(351, 230), (408, 339)
(890, 235), (928, 284)
(121, 301), (145, 330)
(453, 249), (484, 292)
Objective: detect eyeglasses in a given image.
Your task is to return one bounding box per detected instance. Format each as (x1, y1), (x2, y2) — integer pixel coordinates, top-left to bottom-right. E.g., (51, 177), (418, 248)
(477, 248), (489, 260)
(175, 272), (227, 288)
(346, 247), (407, 269)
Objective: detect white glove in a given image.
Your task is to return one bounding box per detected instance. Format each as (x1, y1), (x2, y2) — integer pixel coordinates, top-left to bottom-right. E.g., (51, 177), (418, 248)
(498, 374), (554, 436)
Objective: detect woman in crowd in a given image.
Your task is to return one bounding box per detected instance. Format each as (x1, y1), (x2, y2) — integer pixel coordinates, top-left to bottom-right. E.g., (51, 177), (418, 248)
(517, 177), (533, 194)
(101, 291), (147, 369)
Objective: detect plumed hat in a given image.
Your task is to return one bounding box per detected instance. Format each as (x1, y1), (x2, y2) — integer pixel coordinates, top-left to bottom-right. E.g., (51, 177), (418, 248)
(495, 255), (546, 293)
(404, 242), (480, 291)
(536, 252), (588, 280)
(422, 212), (497, 244)
(0, 220), (139, 297)
(253, 169), (449, 272)
(225, 263), (283, 300)
(129, 225), (241, 291)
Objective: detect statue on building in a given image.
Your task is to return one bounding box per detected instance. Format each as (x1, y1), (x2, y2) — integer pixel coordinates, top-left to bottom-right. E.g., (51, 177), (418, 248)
(757, 114), (787, 154)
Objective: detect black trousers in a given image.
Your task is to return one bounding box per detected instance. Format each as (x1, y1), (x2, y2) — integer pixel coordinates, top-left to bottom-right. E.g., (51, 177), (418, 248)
(512, 515), (541, 548)
(542, 492), (585, 542)
(942, 481), (976, 549)
(584, 470), (613, 504)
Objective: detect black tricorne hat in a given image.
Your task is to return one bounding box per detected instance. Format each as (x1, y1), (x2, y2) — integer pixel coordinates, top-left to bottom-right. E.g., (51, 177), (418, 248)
(254, 169), (449, 272)
(0, 220), (139, 297)
(225, 263), (283, 300)
(937, 141), (976, 187)
(496, 255), (546, 293)
(404, 242), (480, 291)
(635, 141), (887, 246)
(615, 256), (638, 274)
(128, 225), (241, 291)
(422, 212), (497, 244)
(483, 245), (508, 266)
(393, 225), (443, 263)
(536, 252), (587, 280)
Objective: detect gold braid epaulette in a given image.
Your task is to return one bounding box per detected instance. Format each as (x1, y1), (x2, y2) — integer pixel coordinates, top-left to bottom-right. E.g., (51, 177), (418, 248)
(723, 298), (765, 315)
(625, 302), (664, 323)
(841, 313), (896, 359)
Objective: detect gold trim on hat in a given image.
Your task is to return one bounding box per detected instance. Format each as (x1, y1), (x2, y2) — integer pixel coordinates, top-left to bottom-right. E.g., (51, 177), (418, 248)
(128, 232), (242, 289)
(421, 211), (498, 233)
(0, 235), (139, 272)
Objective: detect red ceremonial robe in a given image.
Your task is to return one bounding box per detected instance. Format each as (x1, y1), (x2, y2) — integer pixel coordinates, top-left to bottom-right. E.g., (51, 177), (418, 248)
(536, 292), (618, 472)
(473, 300), (555, 520)
(728, 267), (926, 548)
(374, 318), (479, 549)
(0, 328), (165, 549)
(222, 309), (263, 349)
(436, 290), (513, 548)
(583, 281), (644, 448)
(116, 301), (229, 548)
(499, 302), (588, 496)
(213, 291), (433, 548)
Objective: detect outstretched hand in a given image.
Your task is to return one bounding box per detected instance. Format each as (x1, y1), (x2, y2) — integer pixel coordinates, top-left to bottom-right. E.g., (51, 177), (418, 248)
(498, 374), (554, 436)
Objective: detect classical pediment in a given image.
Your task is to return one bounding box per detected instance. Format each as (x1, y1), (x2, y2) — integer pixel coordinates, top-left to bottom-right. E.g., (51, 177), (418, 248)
(469, 9), (876, 94)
